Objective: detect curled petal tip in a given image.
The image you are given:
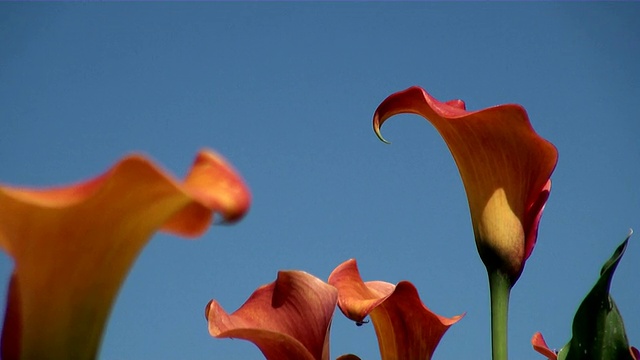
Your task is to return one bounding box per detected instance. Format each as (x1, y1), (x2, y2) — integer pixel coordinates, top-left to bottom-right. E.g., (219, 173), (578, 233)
(188, 149), (252, 224)
(373, 116), (391, 144)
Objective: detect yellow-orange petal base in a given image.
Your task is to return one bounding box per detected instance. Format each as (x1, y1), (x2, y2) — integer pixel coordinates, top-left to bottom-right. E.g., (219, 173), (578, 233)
(0, 149), (250, 360)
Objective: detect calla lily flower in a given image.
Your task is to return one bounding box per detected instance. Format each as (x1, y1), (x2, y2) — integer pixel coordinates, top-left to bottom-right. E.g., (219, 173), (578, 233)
(205, 270), (338, 360)
(328, 259), (463, 360)
(373, 86), (558, 284)
(0, 149), (250, 360)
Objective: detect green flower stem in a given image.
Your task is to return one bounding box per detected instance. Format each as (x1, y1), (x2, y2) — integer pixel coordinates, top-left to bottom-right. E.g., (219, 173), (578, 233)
(488, 270), (511, 360)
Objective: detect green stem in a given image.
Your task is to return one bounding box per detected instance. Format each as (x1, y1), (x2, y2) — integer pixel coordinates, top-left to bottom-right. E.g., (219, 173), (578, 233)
(488, 270), (511, 360)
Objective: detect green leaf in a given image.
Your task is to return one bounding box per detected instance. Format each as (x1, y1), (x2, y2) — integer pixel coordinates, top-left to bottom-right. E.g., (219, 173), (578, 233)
(565, 231), (634, 360)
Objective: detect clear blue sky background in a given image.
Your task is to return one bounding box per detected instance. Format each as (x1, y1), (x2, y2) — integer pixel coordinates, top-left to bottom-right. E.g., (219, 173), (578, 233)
(1, 3), (638, 360)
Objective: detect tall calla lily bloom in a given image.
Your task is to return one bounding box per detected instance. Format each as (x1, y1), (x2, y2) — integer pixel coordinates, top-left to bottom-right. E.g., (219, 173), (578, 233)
(328, 259), (463, 360)
(0, 149), (250, 360)
(373, 86), (558, 284)
(205, 270), (338, 360)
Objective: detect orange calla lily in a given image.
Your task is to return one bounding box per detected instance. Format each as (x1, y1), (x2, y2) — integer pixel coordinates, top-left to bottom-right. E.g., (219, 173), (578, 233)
(328, 259), (463, 360)
(205, 270), (338, 360)
(373, 86), (558, 284)
(0, 149), (250, 360)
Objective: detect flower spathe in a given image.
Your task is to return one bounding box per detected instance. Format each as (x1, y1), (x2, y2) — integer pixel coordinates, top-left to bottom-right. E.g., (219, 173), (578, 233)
(205, 270), (338, 360)
(373, 86), (558, 284)
(328, 259), (463, 360)
(0, 149), (251, 360)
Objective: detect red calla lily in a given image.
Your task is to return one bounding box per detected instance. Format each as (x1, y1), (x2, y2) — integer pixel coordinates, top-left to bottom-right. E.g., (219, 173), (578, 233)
(206, 270), (338, 360)
(373, 86), (558, 284)
(0, 149), (250, 360)
(329, 259), (463, 360)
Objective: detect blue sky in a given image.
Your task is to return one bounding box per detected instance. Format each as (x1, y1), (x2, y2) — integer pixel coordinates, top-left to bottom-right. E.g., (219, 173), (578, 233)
(1, 2), (638, 359)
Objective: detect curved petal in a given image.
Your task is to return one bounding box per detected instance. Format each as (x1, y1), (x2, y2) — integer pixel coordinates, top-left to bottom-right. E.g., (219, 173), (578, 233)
(0, 149), (250, 360)
(206, 270), (337, 360)
(373, 86), (558, 283)
(531, 332), (558, 360)
(329, 259), (463, 360)
(326, 259), (394, 323)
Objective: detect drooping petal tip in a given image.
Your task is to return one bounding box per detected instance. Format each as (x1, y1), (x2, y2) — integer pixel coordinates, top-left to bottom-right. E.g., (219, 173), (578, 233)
(184, 150), (251, 223)
(329, 259), (463, 360)
(328, 259), (395, 323)
(159, 149), (251, 237)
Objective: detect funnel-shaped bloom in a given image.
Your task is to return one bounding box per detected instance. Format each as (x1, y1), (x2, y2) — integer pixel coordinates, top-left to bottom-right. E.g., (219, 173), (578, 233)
(0, 149), (250, 360)
(328, 259), (463, 360)
(374, 86), (558, 284)
(205, 270), (338, 360)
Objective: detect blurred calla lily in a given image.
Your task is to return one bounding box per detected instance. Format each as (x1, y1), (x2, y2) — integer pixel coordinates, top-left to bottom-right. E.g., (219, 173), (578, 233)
(328, 259), (463, 360)
(0, 149), (250, 360)
(205, 270), (338, 360)
(373, 86), (558, 284)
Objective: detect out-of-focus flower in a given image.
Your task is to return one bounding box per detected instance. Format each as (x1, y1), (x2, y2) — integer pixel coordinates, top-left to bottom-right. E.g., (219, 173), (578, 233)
(329, 259), (463, 360)
(205, 270), (337, 360)
(0, 149), (250, 360)
(373, 86), (558, 284)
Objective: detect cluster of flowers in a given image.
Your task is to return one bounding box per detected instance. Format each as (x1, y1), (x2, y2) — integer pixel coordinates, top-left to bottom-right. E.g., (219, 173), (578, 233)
(0, 87), (635, 359)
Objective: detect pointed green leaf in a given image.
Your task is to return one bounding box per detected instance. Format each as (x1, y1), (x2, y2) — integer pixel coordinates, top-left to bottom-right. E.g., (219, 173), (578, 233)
(557, 344), (569, 360)
(565, 232), (634, 360)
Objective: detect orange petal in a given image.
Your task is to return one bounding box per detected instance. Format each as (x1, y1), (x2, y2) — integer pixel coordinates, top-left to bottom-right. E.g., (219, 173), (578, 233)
(206, 270), (337, 360)
(373, 86), (558, 283)
(329, 259), (463, 360)
(531, 332), (558, 359)
(0, 149), (250, 360)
